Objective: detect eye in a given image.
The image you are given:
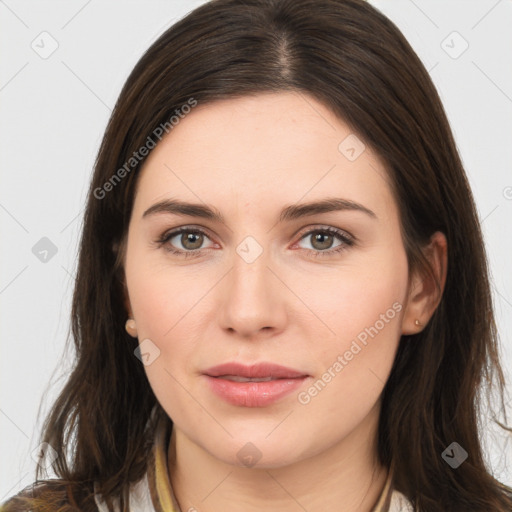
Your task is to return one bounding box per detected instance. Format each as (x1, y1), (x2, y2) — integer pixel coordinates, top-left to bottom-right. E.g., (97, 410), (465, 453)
(155, 225), (355, 259)
(295, 227), (354, 257)
(156, 227), (215, 258)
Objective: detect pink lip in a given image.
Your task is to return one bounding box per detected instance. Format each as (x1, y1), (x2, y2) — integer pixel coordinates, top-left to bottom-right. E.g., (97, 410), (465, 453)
(203, 362), (307, 379)
(202, 362), (310, 407)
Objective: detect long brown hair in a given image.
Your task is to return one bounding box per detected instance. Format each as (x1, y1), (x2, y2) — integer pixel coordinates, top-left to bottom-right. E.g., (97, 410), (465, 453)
(3, 0), (511, 510)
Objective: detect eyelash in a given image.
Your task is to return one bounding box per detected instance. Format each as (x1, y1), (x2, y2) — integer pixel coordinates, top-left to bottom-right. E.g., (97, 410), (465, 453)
(155, 226), (355, 259)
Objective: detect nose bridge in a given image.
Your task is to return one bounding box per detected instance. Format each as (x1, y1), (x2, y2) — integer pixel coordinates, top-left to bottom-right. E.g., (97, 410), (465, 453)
(231, 233), (272, 303)
(218, 232), (284, 335)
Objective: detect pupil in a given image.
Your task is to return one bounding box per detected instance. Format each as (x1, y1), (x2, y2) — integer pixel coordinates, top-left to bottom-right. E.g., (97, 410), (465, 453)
(183, 232), (202, 249)
(314, 233), (332, 250)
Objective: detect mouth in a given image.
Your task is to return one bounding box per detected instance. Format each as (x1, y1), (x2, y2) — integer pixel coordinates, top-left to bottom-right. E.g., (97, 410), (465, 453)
(202, 362), (310, 407)
(215, 375), (281, 382)
(203, 361), (308, 379)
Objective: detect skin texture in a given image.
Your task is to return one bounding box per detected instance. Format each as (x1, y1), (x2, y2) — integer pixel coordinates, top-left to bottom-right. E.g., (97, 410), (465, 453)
(122, 92), (447, 512)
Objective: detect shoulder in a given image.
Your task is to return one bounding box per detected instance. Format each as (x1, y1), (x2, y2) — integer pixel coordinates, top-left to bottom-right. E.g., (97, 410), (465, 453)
(0, 479), (99, 512)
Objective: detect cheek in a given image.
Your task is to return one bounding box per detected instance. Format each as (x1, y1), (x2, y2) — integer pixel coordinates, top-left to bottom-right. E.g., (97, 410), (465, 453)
(127, 273), (204, 384)
(294, 250), (408, 420)
(125, 241), (206, 339)
(124, 256), (200, 416)
(298, 248), (408, 351)
(124, 245), (190, 378)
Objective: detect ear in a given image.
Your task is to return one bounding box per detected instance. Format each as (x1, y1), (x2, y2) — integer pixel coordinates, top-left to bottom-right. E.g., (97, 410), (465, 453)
(401, 231), (448, 335)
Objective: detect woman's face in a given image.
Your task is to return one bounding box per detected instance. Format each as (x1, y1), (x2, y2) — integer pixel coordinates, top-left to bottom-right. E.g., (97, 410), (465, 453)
(123, 91), (413, 468)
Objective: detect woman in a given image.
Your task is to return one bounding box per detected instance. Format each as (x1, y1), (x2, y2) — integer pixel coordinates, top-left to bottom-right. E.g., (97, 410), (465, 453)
(2, 0), (511, 510)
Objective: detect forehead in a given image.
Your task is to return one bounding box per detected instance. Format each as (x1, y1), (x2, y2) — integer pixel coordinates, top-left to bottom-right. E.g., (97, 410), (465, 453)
(132, 92), (397, 224)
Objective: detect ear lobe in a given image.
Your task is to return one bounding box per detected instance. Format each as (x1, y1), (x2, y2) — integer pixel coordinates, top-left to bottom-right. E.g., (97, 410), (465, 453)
(401, 231), (448, 335)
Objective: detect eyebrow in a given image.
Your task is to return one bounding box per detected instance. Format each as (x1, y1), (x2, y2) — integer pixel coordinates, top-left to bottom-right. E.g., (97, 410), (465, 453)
(142, 197), (377, 223)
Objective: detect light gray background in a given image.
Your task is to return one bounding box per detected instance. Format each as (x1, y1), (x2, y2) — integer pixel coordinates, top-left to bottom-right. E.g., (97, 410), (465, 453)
(1, 0), (511, 501)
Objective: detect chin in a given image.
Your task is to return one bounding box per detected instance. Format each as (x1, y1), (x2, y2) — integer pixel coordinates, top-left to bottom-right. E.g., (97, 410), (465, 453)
(202, 434), (307, 470)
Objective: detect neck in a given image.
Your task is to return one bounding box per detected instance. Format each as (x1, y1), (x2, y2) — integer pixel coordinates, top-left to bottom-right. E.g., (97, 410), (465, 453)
(167, 402), (387, 512)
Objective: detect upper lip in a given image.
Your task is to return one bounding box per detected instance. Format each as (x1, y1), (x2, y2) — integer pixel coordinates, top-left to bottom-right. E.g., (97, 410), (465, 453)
(203, 362), (308, 379)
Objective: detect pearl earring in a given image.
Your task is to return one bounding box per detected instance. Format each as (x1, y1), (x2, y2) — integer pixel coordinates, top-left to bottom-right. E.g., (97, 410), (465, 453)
(125, 318), (137, 336)
(414, 319), (422, 327)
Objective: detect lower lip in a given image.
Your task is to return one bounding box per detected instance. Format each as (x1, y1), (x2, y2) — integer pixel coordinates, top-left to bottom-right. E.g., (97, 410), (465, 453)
(203, 375), (309, 407)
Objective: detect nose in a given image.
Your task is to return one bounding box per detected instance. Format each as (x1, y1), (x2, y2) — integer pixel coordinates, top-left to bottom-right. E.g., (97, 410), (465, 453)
(217, 239), (287, 339)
